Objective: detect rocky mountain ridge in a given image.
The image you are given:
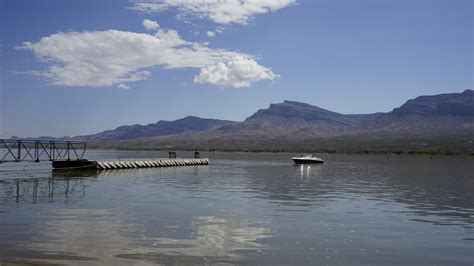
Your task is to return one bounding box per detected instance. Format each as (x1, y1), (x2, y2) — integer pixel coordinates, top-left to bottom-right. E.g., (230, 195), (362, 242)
(12, 90), (473, 152)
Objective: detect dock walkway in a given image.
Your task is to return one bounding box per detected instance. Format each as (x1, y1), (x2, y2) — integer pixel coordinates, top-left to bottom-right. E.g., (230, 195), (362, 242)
(95, 158), (209, 170)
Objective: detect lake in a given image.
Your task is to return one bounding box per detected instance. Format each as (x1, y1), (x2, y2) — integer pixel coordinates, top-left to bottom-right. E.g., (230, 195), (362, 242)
(1, 151), (473, 265)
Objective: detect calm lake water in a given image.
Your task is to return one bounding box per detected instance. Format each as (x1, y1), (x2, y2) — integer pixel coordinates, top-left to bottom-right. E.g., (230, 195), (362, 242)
(0, 151), (473, 265)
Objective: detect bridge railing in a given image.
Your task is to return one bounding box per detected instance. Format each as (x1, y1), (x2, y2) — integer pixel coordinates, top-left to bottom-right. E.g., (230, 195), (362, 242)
(0, 139), (86, 163)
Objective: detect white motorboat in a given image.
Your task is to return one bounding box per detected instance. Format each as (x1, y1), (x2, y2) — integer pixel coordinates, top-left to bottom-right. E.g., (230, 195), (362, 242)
(292, 154), (324, 164)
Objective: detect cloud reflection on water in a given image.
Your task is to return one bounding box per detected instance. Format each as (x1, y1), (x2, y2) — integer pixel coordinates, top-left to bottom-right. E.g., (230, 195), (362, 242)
(17, 208), (271, 265)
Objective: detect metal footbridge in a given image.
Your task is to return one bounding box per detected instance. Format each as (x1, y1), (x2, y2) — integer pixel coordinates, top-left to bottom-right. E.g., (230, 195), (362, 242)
(0, 139), (86, 163)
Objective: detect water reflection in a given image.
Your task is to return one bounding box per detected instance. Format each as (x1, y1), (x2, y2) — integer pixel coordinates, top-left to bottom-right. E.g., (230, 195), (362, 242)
(1, 157), (473, 229)
(236, 157), (474, 228)
(117, 216), (271, 264)
(298, 164), (322, 179)
(0, 153), (473, 265)
(0, 174), (88, 205)
(4, 207), (271, 265)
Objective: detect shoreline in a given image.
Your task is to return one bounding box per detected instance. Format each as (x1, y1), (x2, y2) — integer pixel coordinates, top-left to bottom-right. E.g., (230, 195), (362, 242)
(83, 147), (474, 157)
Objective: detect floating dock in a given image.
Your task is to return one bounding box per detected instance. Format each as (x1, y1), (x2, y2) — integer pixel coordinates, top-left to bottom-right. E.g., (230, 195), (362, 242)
(95, 158), (209, 170)
(52, 158), (209, 170)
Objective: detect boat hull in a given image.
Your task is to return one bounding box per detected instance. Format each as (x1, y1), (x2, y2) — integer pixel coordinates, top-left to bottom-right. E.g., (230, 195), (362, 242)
(52, 159), (98, 170)
(292, 159), (324, 164)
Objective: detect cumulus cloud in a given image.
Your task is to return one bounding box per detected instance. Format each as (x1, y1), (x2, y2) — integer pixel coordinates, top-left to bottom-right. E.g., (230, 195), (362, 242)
(131, 0), (296, 25)
(206, 30), (215, 37)
(17, 26), (278, 88)
(142, 19), (160, 30)
(194, 56), (279, 87)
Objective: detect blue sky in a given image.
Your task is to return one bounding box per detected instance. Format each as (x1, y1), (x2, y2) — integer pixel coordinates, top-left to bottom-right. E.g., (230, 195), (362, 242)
(0, 0), (472, 137)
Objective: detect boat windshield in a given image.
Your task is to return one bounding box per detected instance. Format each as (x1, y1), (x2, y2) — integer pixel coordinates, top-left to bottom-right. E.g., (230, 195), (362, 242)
(294, 154), (320, 158)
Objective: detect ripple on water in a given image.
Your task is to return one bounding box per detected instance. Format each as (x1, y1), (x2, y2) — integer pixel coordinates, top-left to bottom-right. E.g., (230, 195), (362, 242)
(0, 152), (473, 265)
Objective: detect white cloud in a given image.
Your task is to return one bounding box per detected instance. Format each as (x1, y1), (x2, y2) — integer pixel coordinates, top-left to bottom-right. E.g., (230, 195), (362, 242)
(142, 19), (160, 30)
(117, 83), (130, 89)
(131, 0), (296, 25)
(206, 30), (215, 37)
(18, 26), (278, 88)
(194, 56), (279, 88)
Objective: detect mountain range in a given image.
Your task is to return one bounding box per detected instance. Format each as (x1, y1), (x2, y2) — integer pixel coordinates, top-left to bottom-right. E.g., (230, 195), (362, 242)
(75, 116), (236, 140)
(15, 90), (474, 153)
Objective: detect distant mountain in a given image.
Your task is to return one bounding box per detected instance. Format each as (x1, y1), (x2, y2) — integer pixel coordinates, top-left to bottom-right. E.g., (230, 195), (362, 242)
(363, 89), (474, 137)
(75, 116), (236, 140)
(216, 100), (385, 137)
(214, 90), (473, 139)
(391, 89), (473, 116)
(15, 90), (473, 153)
(10, 135), (72, 141)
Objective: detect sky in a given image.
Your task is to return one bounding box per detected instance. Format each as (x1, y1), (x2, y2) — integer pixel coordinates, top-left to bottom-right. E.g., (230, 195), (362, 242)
(0, 0), (472, 138)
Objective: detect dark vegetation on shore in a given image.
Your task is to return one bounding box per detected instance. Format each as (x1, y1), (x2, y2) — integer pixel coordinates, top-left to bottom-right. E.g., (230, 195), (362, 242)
(86, 145), (473, 156)
(86, 137), (473, 156)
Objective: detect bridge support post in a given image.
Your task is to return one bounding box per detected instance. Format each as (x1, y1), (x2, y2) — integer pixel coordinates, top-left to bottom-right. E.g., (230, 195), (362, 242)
(17, 140), (21, 162)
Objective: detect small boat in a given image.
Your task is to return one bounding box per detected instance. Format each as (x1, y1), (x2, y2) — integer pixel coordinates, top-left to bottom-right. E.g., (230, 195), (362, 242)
(292, 154), (324, 164)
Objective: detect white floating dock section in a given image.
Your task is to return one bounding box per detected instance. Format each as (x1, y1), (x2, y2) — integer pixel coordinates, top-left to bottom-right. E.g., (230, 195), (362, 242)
(95, 158), (209, 170)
